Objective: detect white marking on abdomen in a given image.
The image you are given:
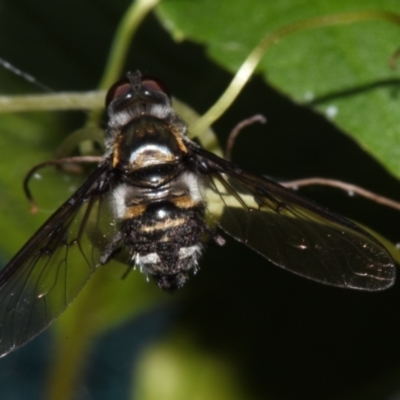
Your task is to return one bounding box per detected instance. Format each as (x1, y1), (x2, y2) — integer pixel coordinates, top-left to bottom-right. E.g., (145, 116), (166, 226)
(136, 252), (161, 264)
(178, 245), (202, 260)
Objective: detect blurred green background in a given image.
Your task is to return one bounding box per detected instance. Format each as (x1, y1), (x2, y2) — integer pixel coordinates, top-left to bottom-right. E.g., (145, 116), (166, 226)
(1, 1), (400, 399)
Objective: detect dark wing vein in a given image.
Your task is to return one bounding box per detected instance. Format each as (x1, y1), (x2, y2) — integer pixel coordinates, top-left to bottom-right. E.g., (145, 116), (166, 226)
(193, 147), (395, 291)
(0, 164), (110, 357)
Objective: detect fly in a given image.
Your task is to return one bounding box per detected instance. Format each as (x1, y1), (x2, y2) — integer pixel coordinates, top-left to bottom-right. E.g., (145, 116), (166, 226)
(0, 71), (395, 357)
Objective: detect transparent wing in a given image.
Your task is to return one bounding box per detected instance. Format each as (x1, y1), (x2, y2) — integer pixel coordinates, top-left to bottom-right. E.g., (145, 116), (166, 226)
(0, 164), (112, 357)
(195, 148), (395, 291)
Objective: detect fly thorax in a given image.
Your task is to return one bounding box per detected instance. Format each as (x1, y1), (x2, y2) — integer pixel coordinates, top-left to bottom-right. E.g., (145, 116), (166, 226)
(113, 117), (186, 187)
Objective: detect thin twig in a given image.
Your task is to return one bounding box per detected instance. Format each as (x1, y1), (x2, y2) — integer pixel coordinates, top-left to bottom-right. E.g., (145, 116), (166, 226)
(225, 114), (267, 160)
(24, 156), (104, 213)
(281, 177), (400, 211)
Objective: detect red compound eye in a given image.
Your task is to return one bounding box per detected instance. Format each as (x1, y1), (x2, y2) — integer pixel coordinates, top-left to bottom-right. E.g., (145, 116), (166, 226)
(141, 75), (170, 98)
(105, 74), (171, 107)
(105, 78), (131, 107)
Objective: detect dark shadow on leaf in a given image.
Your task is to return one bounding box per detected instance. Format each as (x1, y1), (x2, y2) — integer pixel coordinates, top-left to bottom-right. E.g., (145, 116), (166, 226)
(307, 79), (400, 106)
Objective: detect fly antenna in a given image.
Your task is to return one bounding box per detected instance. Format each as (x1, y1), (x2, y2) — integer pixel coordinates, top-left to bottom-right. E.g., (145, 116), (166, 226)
(0, 56), (53, 93)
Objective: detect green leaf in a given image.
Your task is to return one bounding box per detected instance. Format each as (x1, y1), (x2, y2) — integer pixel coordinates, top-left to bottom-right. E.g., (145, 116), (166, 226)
(157, 0), (400, 179)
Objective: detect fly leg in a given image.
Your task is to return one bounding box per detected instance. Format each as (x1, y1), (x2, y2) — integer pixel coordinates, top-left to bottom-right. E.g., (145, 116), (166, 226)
(205, 225), (226, 247)
(99, 230), (124, 264)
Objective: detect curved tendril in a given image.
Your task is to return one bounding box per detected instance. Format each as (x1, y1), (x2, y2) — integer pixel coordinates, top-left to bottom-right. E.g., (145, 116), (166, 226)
(98, 0), (161, 91)
(189, 10), (400, 138)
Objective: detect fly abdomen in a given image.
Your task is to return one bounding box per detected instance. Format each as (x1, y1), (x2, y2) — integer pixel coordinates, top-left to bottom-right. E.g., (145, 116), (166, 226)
(123, 201), (205, 291)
